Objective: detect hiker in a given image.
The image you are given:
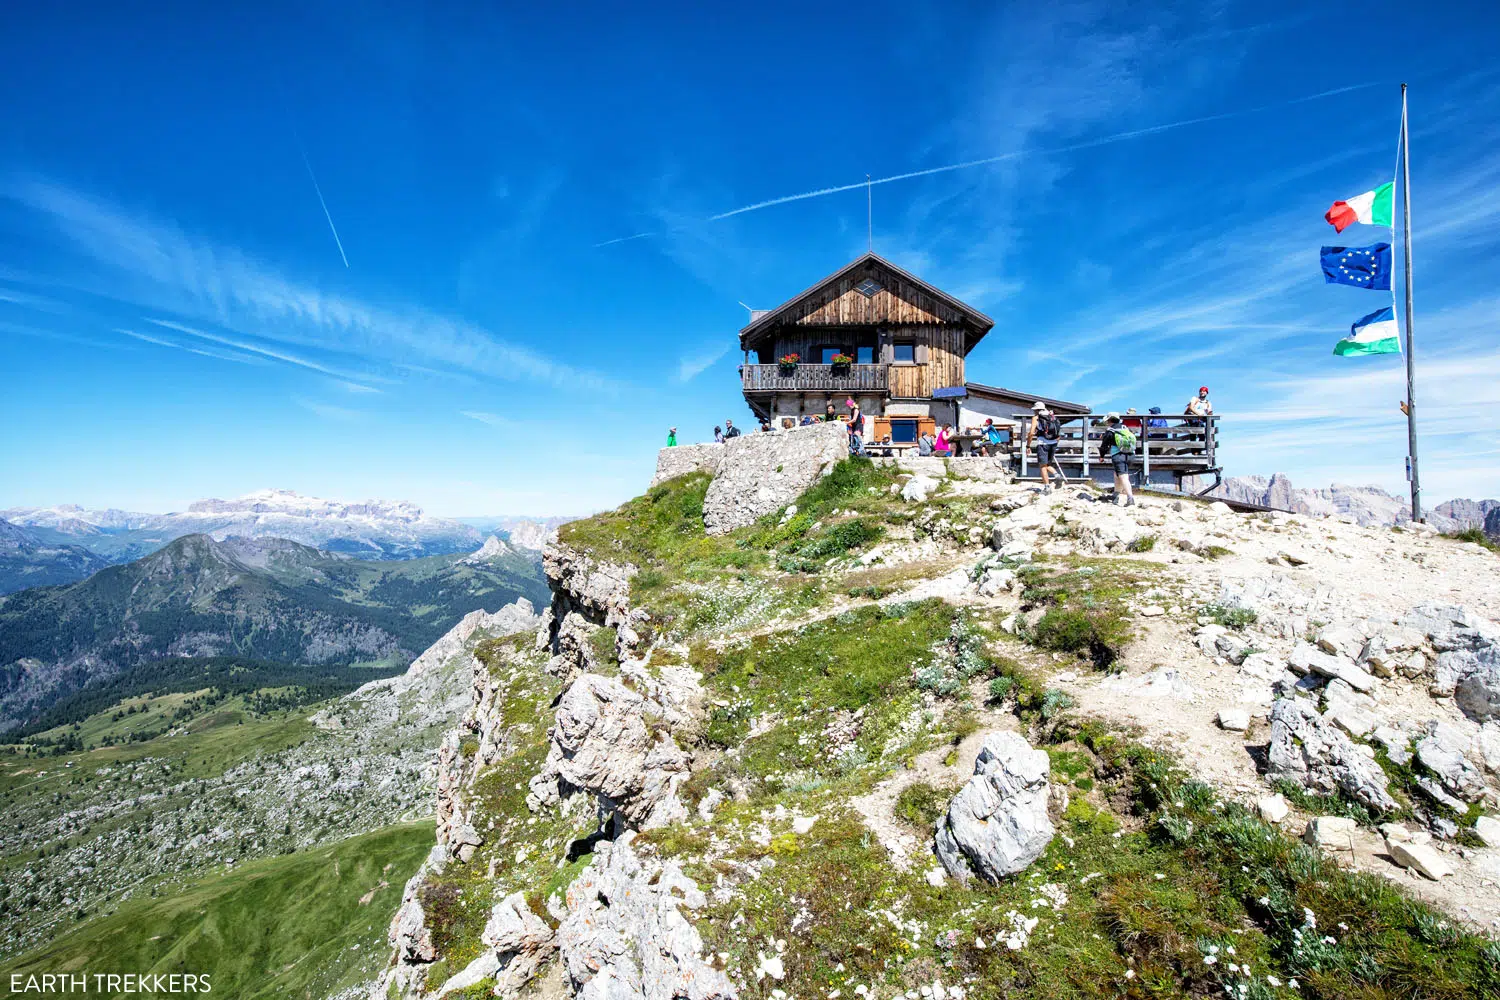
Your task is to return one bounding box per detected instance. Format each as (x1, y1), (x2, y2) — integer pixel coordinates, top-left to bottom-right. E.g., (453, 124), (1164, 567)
(759, 417), (771, 433)
(918, 430), (935, 456)
(724, 419), (742, 439)
(1123, 408), (1143, 434)
(983, 418), (1005, 456)
(666, 426), (678, 447)
(847, 399), (864, 455)
(714, 425), (724, 443)
(934, 424), (953, 456)
(1185, 385), (1213, 416)
(1027, 401), (1067, 493)
(1097, 412), (1137, 507)
(799, 415), (815, 426)
(824, 401), (838, 422)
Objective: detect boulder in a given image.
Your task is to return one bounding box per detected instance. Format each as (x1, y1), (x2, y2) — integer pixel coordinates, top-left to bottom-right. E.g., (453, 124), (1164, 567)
(389, 889), (437, 964)
(1386, 840), (1453, 880)
(1433, 642), (1500, 721)
(432, 953), (502, 997)
(1266, 698), (1398, 814)
(1474, 815), (1500, 849)
(935, 732), (1055, 884)
(481, 892), (559, 994)
(1257, 794), (1289, 824)
(1414, 721), (1486, 802)
(1217, 708), (1250, 732)
(1302, 816), (1358, 853)
(902, 475), (940, 503)
(557, 833), (735, 1000)
(1287, 642), (1377, 692)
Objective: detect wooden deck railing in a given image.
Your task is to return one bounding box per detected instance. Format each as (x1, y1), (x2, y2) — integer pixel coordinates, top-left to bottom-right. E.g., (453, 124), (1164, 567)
(741, 363), (888, 393)
(1006, 413), (1220, 477)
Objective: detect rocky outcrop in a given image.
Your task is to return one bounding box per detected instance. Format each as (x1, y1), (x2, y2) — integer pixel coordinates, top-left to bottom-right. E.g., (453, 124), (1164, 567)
(479, 893), (559, 995)
(934, 731), (1055, 883)
(702, 422), (848, 535)
(531, 673), (692, 830)
(1405, 604), (1500, 721)
(1214, 474), (1500, 535)
(1266, 698), (1398, 814)
(558, 833), (735, 1000)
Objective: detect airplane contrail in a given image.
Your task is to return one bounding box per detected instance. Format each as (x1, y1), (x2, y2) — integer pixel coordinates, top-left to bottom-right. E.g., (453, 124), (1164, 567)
(598, 82), (1382, 240)
(300, 149), (350, 268)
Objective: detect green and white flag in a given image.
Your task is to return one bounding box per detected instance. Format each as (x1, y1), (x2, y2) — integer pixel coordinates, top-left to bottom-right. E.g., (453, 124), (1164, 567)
(1334, 306), (1400, 356)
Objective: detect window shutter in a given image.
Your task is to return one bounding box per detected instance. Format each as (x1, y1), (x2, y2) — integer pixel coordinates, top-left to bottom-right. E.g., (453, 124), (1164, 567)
(880, 341), (893, 363)
(915, 343), (930, 364)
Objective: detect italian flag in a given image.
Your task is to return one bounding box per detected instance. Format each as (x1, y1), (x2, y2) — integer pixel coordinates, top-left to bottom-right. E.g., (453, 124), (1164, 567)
(1335, 305), (1401, 356)
(1324, 181), (1394, 232)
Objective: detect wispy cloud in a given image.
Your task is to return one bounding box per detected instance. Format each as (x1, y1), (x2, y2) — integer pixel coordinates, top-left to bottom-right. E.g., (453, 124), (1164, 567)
(148, 318), (378, 385)
(677, 344), (729, 382)
(8, 179), (619, 394)
(116, 327), (267, 365)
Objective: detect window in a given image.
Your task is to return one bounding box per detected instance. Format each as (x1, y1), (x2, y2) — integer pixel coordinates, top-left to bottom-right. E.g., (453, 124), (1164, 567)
(893, 341), (915, 363)
(890, 419), (918, 444)
(820, 346), (848, 364)
(854, 278), (883, 298)
(856, 345), (874, 364)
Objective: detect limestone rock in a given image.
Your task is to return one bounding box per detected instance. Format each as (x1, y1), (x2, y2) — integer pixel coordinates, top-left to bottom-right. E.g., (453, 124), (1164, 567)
(1217, 708), (1250, 732)
(557, 833), (735, 1000)
(1477, 722), (1500, 774)
(389, 879), (437, 963)
(1370, 726), (1412, 766)
(433, 952), (502, 997)
(1302, 816), (1358, 853)
(902, 475), (940, 503)
(1415, 721), (1486, 802)
(548, 673), (691, 830)
(1267, 698), (1398, 814)
(935, 732), (1054, 884)
(1316, 624), (1366, 660)
(1474, 815), (1500, 849)
(1386, 840), (1453, 879)
(1287, 641), (1376, 692)
(1257, 794), (1289, 824)
(481, 892), (559, 994)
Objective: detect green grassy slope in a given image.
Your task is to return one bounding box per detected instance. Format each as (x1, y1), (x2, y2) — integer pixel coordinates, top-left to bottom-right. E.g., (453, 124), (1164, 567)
(1, 822), (431, 999)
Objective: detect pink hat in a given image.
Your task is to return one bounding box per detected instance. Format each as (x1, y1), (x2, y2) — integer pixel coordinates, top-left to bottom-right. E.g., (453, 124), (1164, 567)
(845, 398), (855, 407)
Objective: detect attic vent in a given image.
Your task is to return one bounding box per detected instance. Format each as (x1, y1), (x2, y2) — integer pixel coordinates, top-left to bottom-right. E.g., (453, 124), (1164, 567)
(854, 278), (883, 298)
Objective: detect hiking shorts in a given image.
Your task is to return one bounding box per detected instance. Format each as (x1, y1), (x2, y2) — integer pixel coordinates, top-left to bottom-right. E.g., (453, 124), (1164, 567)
(1036, 440), (1058, 466)
(1110, 452), (1130, 475)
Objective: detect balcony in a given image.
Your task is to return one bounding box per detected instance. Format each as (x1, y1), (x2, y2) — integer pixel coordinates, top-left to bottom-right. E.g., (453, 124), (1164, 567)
(740, 363), (888, 393)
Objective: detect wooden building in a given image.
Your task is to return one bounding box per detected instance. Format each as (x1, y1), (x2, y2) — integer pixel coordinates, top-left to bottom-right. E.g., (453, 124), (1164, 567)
(738, 253), (994, 444)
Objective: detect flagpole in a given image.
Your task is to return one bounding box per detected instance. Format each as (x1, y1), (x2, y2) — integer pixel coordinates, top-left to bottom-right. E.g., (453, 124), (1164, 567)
(1399, 83), (1422, 522)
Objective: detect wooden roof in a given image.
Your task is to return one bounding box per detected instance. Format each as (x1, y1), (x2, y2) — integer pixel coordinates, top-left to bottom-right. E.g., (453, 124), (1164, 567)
(739, 253), (995, 352)
(964, 382), (1089, 414)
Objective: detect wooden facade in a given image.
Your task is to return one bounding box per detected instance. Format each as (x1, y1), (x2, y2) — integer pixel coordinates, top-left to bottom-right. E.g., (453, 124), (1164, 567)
(738, 254), (993, 421)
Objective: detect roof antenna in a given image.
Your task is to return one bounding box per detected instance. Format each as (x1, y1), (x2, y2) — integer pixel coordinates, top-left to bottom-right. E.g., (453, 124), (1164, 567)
(866, 174), (873, 253)
(737, 301), (757, 320)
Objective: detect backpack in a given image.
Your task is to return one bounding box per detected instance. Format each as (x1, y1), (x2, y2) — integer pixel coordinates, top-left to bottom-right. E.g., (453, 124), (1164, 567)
(1112, 426), (1138, 454)
(1037, 414), (1061, 440)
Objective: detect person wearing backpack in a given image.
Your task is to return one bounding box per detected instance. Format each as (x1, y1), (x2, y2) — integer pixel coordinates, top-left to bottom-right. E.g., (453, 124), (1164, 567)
(1098, 412), (1137, 507)
(1027, 401), (1068, 494)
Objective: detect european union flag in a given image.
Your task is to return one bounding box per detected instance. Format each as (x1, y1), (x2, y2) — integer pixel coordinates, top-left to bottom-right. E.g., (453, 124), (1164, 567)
(1321, 242), (1392, 290)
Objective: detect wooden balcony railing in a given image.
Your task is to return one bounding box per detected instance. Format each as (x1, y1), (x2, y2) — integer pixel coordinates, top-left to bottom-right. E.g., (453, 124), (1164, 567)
(740, 363), (889, 393)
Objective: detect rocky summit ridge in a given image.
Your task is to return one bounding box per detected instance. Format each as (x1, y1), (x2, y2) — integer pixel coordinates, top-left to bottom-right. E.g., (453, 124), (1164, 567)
(369, 437), (1500, 1000)
(1214, 473), (1500, 534)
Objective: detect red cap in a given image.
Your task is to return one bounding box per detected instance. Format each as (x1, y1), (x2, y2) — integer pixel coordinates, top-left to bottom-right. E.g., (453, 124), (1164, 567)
(1198, 385), (1209, 393)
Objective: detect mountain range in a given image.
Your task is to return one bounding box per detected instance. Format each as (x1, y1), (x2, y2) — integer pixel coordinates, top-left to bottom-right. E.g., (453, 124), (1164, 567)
(1212, 473), (1500, 534)
(0, 531), (549, 736)
(0, 519), (111, 595)
(0, 489), (574, 593)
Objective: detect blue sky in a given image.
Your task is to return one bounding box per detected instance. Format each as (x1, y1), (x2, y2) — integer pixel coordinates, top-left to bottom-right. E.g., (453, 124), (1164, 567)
(3, 2), (1498, 517)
